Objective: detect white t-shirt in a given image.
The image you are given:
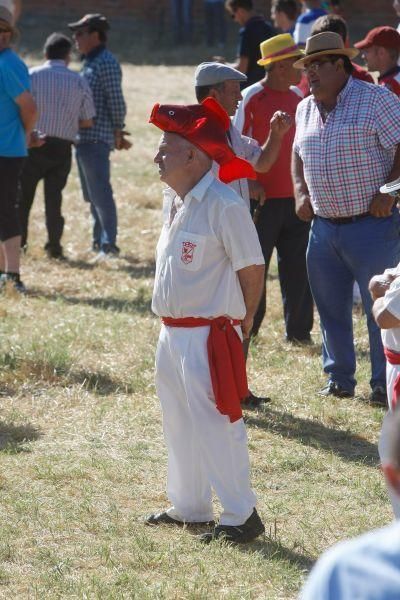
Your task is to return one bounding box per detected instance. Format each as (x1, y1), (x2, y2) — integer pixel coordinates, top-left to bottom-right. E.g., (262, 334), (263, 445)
(381, 276), (400, 352)
(152, 170), (264, 319)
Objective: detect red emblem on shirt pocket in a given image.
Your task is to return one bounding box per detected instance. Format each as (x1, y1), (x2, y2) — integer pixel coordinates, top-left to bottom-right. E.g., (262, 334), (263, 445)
(181, 241), (197, 264)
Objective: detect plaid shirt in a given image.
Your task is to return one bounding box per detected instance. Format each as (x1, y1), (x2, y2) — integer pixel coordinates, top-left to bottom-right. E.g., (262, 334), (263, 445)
(78, 46), (126, 149)
(293, 77), (400, 218)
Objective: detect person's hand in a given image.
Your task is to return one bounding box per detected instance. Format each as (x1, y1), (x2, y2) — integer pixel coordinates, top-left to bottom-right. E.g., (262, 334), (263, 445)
(114, 130), (132, 151)
(248, 179), (266, 206)
(369, 273), (396, 300)
(27, 130), (46, 148)
(211, 56), (226, 63)
(370, 192), (394, 217)
(241, 314), (253, 339)
(269, 111), (292, 138)
(296, 194), (314, 221)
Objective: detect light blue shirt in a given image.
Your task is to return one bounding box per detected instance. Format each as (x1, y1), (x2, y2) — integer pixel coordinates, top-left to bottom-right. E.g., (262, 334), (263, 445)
(300, 521), (400, 600)
(0, 48), (30, 157)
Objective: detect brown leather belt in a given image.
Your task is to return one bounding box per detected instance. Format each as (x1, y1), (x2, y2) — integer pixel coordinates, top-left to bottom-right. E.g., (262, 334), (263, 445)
(319, 212), (371, 225)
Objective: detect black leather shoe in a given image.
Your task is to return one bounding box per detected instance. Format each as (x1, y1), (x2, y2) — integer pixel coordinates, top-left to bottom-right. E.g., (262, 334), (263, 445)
(144, 510), (214, 527)
(199, 508), (265, 544)
(241, 391), (271, 408)
(318, 382), (354, 398)
(369, 386), (387, 407)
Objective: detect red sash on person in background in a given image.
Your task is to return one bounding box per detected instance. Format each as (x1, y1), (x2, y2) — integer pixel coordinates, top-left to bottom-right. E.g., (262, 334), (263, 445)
(384, 346), (400, 409)
(161, 316), (248, 423)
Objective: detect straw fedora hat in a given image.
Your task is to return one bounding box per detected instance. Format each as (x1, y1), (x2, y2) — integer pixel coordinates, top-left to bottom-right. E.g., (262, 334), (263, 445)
(293, 32), (359, 69)
(257, 33), (303, 67)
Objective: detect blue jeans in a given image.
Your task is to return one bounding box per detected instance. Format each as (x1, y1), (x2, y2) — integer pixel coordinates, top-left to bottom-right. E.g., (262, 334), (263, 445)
(76, 142), (117, 250)
(204, 1), (226, 46)
(307, 213), (400, 393)
(171, 0), (193, 43)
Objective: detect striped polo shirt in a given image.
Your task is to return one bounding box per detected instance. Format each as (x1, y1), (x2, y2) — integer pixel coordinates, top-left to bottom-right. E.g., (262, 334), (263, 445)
(29, 60), (95, 143)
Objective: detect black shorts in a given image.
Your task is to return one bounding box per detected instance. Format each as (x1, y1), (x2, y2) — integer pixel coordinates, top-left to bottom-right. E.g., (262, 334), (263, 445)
(0, 156), (24, 242)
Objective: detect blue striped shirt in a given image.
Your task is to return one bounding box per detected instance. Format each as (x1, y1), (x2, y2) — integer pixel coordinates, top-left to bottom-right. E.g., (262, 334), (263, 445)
(29, 60), (95, 143)
(78, 46), (126, 150)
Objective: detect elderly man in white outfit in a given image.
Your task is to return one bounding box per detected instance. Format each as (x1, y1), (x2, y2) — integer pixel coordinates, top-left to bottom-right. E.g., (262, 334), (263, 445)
(146, 98), (266, 544)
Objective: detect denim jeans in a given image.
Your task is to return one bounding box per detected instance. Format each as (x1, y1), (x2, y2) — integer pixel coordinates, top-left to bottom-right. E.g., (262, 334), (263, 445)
(76, 142), (117, 250)
(171, 0), (193, 43)
(204, 1), (226, 46)
(307, 213), (400, 393)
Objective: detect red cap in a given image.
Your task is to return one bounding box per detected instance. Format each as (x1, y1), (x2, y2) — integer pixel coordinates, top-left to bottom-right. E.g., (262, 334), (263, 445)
(355, 26), (400, 50)
(149, 97), (256, 184)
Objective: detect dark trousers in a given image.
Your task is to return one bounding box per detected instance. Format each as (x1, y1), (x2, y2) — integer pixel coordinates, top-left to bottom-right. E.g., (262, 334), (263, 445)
(0, 156), (24, 242)
(204, 1), (226, 46)
(19, 137), (72, 249)
(252, 197), (313, 340)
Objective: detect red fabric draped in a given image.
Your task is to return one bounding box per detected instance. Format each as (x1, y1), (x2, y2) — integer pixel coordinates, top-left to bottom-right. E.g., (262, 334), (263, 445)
(384, 346), (400, 409)
(161, 316), (248, 423)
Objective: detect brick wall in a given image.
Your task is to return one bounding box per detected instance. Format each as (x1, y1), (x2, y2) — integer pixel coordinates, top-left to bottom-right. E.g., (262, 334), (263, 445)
(22, 0), (398, 36)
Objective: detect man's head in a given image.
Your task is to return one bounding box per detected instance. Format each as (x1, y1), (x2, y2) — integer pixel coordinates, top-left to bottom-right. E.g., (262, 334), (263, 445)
(271, 0), (298, 32)
(0, 7), (15, 50)
(225, 0), (253, 27)
(311, 13), (348, 44)
(355, 26), (400, 74)
(294, 32), (358, 100)
(258, 33), (304, 87)
(194, 62), (247, 116)
(154, 132), (211, 193)
(381, 406), (400, 497)
(68, 13), (110, 55)
(44, 33), (72, 63)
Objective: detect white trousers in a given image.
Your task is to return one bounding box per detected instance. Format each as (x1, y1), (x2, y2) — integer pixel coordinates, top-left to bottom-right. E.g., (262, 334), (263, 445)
(378, 362), (400, 519)
(155, 324), (257, 526)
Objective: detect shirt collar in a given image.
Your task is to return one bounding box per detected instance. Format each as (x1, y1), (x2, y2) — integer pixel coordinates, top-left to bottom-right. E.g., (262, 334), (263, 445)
(44, 59), (67, 68)
(84, 44), (106, 61)
(184, 170), (214, 204)
(379, 65), (400, 82)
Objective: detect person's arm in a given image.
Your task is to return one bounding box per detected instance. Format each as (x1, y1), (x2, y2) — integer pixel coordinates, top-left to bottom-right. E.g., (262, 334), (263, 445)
(255, 111), (292, 173)
(79, 118), (93, 128)
(230, 56), (249, 75)
(13, 0), (22, 23)
(237, 264), (265, 338)
(372, 297), (400, 329)
(370, 144), (400, 217)
(100, 60), (127, 148)
(14, 90), (37, 143)
(291, 150), (314, 221)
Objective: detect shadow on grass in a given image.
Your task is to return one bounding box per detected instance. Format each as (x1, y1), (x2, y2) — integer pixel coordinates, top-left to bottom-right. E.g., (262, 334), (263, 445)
(30, 291), (154, 316)
(0, 421), (41, 453)
(120, 255), (156, 279)
(238, 537), (314, 572)
(246, 407), (379, 467)
(67, 368), (135, 395)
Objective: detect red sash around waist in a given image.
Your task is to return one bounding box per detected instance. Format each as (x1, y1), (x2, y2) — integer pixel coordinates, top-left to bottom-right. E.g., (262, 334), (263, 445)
(161, 316), (248, 423)
(384, 346), (400, 409)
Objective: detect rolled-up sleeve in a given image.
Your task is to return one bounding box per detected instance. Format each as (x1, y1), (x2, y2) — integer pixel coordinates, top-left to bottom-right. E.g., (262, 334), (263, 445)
(219, 202), (264, 271)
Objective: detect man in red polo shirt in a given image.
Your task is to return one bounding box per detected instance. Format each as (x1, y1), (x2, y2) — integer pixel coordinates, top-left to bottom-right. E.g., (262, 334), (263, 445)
(355, 26), (400, 96)
(234, 33), (313, 344)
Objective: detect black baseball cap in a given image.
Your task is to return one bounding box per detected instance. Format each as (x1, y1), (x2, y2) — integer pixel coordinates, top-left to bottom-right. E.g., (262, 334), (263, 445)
(68, 13), (110, 32)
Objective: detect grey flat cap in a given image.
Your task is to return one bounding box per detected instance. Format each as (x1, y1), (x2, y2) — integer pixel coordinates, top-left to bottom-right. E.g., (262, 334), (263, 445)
(194, 62), (247, 87)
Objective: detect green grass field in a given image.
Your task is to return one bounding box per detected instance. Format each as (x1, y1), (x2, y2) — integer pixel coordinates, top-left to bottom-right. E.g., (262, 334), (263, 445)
(0, 62), (391, 599)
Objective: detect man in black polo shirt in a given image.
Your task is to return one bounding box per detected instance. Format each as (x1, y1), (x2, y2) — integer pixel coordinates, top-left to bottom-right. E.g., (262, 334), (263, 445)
(225, 0), (275, 88)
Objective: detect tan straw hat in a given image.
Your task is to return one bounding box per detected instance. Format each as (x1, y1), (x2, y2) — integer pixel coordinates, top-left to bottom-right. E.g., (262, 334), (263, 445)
(293, 32), (359, 69)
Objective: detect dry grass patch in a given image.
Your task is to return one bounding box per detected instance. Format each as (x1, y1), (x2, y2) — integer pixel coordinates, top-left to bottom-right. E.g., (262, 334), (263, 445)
(0, 63), (391, 598)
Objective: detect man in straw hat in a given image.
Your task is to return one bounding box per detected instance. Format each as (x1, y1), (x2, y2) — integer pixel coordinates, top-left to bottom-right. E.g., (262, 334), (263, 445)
(234, 33), (314, 347)
(0, 6), (37, 294)
(145, 98), (266, 544)
(292, 32), (400, 403)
